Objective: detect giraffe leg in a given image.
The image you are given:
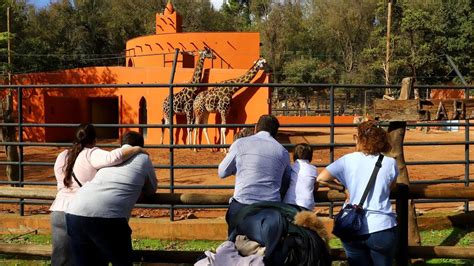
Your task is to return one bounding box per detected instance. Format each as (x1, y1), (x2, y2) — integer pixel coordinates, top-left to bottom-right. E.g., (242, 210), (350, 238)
(186, 128), (192, 146)
(220, 115), (228, 153)
(203, 127), (211, 151)
(186, 114), (193, 147)
(201, 112), (212, 151)
(160, 117), (168, 145)
(192, 125), (198, 152)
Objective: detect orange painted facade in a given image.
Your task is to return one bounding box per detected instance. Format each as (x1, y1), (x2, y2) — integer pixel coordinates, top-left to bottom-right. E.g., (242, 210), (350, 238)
(11, 2), (269, 144)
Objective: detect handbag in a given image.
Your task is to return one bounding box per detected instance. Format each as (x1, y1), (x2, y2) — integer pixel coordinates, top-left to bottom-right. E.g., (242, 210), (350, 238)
(332, 154), (384, 239)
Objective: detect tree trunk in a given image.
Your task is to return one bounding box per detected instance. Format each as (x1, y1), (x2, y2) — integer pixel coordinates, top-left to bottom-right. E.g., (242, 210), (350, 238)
(0, 91), (20, 185)
(386, 121), (423, 264)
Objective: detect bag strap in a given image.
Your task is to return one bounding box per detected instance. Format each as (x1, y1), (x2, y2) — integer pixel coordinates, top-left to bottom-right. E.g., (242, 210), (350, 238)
(71, 171), (82, 187)
(358, 154), (384, 207)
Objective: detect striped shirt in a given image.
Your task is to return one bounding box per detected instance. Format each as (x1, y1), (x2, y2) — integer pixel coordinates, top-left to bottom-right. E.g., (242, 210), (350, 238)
(218, 131), (291, 205)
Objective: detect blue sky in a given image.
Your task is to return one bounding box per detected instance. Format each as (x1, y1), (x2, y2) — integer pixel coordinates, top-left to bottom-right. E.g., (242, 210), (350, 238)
(31, 0), (224, 10)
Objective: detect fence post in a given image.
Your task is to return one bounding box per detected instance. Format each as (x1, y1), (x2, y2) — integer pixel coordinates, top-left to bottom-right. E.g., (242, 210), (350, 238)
(168, 48), (179, 221)
(464, 86), (470, 212)
(17, 87), (24, 216)
(329, 85), (334, 163)
(396, 183), (409, 266)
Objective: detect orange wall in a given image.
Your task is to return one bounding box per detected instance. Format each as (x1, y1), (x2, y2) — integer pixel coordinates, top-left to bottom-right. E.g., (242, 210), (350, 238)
(276, 116), (355, 125)
(14, 66), (269, 144)
(125, 32), (260, 70)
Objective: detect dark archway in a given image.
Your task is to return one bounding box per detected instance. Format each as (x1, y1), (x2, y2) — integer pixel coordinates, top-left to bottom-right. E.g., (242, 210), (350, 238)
(139, 97), (147, 138)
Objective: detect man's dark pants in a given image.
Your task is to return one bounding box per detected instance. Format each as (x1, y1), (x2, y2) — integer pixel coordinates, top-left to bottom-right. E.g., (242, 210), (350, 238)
(225, 199), (249, 236)
(65, 213), (133, 266)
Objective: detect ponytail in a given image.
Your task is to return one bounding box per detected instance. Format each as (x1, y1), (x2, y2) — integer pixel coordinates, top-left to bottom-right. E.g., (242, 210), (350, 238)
(63, 124), (96, 187)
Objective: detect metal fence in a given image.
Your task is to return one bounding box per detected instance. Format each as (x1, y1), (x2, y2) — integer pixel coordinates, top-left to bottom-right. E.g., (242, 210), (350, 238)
(0, 80), (473, 220)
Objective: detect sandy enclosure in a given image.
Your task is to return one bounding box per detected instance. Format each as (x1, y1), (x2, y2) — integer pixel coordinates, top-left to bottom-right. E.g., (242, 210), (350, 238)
(0, 126), (472, 217)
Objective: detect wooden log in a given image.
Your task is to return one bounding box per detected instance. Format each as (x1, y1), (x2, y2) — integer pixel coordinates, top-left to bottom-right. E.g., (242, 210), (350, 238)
(409, 246), (474, 259)
(0, 187), (56, 199)
(374, 99), (420, 121)
(375, 98), (474, 122)
(0, 243), (51, 257)
(2, 243), (474, 261)
(1, 186), (474, 203)
(409, 185), (474, 199)
(386, 121), (423, 262)
(0, 243), (348, 262)
(399, 77), (414, 100)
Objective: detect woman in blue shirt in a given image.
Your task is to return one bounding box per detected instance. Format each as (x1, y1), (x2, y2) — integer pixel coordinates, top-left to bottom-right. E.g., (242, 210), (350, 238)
(317, 120), (399, 266)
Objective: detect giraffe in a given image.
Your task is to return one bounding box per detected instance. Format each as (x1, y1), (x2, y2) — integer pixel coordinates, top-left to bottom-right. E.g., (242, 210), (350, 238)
(160, 48), (214, 145)
(192, 58), (267, 152)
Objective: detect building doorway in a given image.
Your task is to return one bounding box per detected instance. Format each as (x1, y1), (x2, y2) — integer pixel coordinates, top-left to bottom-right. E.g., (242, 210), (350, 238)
(139, 97), (147, 138)
(89, 97), (119, 139)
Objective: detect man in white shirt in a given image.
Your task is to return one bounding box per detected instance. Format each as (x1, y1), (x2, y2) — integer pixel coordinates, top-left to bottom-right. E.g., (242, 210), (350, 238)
(66, 131), (157, 266)
(218, 115), (291, 235)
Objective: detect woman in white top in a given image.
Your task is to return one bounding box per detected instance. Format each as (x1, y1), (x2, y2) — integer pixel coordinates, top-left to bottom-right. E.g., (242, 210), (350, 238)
(283, 143), (318, 210)
(50, 124), (145, 266)
(317, 120), (399, 266)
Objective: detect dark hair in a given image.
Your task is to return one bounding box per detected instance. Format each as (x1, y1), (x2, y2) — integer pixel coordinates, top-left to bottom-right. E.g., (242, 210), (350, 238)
(356, 120), (391, 155)
(255, 115), (279, 137)
(63, 124), (96, 188)
(121, 131), (144, 148)
(233, 127), (254, 141)
(293, 143), (313, 162)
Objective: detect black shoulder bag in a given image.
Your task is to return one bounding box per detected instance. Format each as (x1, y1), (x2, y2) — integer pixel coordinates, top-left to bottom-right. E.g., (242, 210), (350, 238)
(332, 154), (384, 240)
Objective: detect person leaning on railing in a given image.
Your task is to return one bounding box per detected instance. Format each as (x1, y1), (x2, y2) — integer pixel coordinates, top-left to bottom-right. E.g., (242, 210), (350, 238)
(283, 143), (319, 211)
(218, 115), (292, 236)
(49, 124), (145, 266)
(65, 131), (157, 266)
(317, 120), (399, 266)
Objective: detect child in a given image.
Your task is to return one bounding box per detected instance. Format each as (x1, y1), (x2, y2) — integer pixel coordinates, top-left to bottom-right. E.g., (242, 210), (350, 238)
(283, 143), (318, 210)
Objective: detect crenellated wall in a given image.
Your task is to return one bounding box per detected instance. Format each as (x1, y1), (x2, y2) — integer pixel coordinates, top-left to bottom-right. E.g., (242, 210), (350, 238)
(10, 2), (269, 144)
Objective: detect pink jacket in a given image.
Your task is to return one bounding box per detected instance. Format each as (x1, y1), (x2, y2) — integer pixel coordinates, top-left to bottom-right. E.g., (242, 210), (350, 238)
(50, 147), (124, 211)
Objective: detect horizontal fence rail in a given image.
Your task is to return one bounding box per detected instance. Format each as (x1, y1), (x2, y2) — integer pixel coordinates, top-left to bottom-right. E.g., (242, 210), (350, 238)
(0, 82), (473, 217)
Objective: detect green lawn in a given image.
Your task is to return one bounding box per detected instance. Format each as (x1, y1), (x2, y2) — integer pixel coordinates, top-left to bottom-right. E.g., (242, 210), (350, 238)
(1, 228), (473, 265)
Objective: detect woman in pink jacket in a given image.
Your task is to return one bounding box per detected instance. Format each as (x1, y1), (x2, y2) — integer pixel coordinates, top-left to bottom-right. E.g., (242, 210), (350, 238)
(50, 124), (146, 266)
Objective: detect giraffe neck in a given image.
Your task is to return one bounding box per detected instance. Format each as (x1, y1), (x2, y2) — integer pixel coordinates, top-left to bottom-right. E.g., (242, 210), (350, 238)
(222, 61), (261, 95)
(191, 54), (206, 83)
(186, 52), (207, 93)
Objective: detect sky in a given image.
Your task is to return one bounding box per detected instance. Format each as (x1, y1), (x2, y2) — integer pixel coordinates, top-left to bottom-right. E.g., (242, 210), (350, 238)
(31, 0), (225, 10)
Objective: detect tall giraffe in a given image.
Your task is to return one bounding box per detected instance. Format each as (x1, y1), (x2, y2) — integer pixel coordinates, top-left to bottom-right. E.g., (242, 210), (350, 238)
(160, 48), (214, 145)
(192, 58), (266, 151)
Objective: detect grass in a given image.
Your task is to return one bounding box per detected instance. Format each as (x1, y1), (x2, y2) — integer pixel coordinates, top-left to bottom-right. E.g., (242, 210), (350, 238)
(420, 228), (474, 265)
(1, 228), (473, 265)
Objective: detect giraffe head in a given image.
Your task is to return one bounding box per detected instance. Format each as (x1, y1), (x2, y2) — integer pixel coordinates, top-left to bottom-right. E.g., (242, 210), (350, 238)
(254, 58), (267, 71)
(198, 47), (215, 59)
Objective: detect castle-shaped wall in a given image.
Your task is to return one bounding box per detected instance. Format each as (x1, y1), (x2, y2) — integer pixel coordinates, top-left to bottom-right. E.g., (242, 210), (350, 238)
(11, 2), (269, 144)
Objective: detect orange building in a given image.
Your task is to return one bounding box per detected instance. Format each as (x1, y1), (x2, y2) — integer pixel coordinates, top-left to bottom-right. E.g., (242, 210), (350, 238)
(13, 2), (269, 144)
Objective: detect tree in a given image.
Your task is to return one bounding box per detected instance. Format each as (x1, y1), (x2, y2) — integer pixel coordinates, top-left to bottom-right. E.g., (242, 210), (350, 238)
(280, 57), (336, 97)
(0, 7), (19, 185)
(304, 0), (378, 84)
(220, 0), (251, 31)
(173, 0), (228, 32)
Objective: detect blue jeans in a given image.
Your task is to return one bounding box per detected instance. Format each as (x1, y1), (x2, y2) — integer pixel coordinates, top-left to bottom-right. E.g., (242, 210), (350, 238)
(50, 211), (73, 266)
(342, 226), (398, 266)
(225, 199), (248, 237)
(65, 214), (133, 266)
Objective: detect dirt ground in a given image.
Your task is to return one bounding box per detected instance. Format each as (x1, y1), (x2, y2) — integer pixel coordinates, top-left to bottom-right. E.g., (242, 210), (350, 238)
(0, 126), (472, 219)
